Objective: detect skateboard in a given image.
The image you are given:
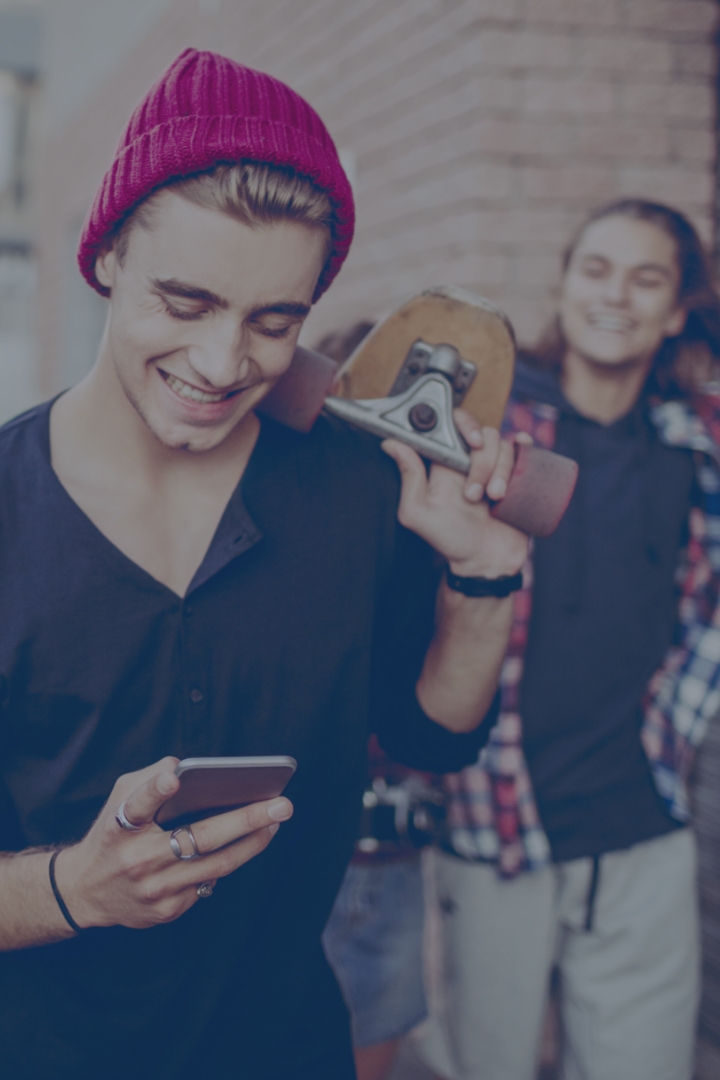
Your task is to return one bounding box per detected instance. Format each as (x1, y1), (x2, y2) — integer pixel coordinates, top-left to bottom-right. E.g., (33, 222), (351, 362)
(259, 286), (578, 538)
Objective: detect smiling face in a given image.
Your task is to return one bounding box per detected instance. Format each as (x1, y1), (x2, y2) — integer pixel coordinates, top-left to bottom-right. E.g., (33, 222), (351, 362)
(94, 190), (328, 452)
(558, 215), (687, 374)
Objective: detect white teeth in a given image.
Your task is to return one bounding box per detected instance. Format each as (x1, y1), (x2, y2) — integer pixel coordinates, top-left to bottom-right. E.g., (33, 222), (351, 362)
(164, 373), (228, 404)
(588, 313), (634, 332)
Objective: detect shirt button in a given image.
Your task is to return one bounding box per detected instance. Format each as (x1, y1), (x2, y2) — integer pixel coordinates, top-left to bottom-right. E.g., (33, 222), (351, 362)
(189, 688), (204, 704)
(184, 605), (194, 617)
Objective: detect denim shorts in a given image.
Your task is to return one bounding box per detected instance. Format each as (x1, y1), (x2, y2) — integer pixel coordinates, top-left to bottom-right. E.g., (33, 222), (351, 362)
(322, 855), (427, 1048)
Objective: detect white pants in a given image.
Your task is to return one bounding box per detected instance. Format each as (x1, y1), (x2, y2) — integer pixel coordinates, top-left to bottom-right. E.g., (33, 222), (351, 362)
(417, 829), (700, 1080)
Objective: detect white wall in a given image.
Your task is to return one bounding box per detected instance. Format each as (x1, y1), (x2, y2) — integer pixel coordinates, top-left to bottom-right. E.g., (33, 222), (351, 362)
(45, 0), (175, 129)
(0, 3), (42, 424)
(0, 252), (38, 423)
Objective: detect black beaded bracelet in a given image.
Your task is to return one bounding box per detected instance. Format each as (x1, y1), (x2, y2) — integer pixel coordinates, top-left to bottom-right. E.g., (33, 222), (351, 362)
(48, 849), (84, 934)
(445, 567), (524, 598)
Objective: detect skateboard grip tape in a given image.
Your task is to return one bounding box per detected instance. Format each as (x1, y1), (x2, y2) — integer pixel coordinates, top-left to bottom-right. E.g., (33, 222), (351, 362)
(258, 346), (337, 433)
(490, 445), (578, 538)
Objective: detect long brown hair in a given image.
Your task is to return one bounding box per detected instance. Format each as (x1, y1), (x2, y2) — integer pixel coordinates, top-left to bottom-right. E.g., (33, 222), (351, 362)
(528, 198), (720, 398)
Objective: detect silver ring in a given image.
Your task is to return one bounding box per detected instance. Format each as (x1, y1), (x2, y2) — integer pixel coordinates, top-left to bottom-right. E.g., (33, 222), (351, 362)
(197, 881), (214, 898)
(170, 826), (202, 861)
(115, 801), (146, 832)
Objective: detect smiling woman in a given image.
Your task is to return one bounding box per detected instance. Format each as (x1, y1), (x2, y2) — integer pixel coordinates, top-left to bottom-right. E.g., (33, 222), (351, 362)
(530, 198), (720, 401)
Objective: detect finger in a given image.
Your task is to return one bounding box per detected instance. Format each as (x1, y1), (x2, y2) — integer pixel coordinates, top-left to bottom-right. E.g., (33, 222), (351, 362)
(425, 459), (466, 502)
(199, 824), (279, 879)
(453, 409), (484, 451)
(464, 427), (501, 502)
(514, 431), (533, 446)
(122, 830), (263, 928)
(486, 439), (517, 501)
(120, 765), (180, 828)
(167, 825), (280, 894)
(189, 797), (293, 855)
(111, 756), (180, 803)
(381, 440), (429, 521)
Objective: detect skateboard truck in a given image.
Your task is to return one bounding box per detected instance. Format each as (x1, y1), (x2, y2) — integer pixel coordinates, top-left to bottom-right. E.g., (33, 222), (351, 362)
(259, 343), (579, 539)
(323, 340), (477, 474)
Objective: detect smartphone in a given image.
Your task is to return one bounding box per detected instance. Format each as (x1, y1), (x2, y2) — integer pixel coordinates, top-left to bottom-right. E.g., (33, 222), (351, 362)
(154, 755), (297, 830)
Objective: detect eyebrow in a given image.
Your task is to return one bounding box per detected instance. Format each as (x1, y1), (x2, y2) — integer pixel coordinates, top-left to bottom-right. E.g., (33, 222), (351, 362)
(151, 278), (229, 308)
(248, 302), (311, 320)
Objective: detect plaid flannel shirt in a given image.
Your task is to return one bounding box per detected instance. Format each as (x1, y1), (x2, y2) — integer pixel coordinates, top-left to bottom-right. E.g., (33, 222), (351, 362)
(444, 389), (720, 877)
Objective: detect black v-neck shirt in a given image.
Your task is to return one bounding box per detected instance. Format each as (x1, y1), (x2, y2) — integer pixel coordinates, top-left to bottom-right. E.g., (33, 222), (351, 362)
(0, 402), (494, 1080)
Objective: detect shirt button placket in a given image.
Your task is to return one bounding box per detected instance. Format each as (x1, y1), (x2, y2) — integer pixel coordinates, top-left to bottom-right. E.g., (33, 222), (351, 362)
(180, 599), (207, 739)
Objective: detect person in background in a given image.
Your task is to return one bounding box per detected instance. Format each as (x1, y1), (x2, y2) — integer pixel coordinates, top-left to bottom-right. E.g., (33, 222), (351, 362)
(317, 321), (434, 1080)
(315, 320), (375, 368)
(418, 198), (720, 1080)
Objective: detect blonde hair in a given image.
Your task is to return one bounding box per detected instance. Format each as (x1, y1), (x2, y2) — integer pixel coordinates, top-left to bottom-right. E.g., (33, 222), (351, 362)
(113, 160), (335, 264)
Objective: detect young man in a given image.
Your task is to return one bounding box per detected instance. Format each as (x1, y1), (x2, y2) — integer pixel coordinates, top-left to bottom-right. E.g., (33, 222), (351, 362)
(0, 50), (527, 1080)
(419, 200), (720, 1080)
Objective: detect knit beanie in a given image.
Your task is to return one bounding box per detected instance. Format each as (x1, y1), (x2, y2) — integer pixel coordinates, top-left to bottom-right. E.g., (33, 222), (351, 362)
(77, 48), (354, 302)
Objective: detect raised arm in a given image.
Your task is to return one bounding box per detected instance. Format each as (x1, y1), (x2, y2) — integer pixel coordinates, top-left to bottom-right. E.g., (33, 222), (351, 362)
(382, 414), (530, 733)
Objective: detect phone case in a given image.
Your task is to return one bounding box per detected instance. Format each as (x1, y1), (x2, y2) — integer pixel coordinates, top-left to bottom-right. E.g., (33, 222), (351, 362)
(155, 755), (297, 829)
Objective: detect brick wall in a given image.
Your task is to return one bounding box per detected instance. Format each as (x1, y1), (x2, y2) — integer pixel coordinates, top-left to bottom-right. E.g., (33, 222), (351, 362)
(39, 0), (718, 389)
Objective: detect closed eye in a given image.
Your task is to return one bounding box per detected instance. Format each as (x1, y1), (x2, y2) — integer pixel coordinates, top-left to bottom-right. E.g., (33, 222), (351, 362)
(162, 300), (209, 321)
(580, 257), (610, 279)
(634, 273), (668, 289)
(252, 323), (294, 339)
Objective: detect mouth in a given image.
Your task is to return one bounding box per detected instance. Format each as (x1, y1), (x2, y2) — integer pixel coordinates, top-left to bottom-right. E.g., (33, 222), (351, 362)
(586, 312), (636, 333)
(160, 370), (246, 405)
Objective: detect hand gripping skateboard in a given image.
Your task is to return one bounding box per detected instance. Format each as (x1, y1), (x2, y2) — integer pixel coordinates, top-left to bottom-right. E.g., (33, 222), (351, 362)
(259, 287), (578, 537)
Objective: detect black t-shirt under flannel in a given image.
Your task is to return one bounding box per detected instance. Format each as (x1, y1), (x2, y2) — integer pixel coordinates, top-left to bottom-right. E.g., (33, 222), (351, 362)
(0, 402), (493, 1080)
(516, 361), (695, 861)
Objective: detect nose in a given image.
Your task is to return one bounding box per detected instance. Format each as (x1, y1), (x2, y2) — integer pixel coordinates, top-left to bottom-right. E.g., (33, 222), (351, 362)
(601, 271), (631, 307)
(185, 315), (250, 389)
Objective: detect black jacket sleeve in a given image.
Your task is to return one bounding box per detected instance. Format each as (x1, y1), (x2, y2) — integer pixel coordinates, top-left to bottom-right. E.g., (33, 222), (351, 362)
(369, 520), (499, 773)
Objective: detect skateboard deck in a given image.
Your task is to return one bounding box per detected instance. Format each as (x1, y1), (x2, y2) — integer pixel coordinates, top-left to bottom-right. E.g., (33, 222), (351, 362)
(335, 287), (514, 428)
(259, 287), (578, 537)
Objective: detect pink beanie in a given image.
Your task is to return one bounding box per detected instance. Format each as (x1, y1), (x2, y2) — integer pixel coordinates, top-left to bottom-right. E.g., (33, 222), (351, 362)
(77, 48), (354, 301)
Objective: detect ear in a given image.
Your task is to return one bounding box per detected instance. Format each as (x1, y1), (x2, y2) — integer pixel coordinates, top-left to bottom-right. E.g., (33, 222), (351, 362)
(664, 306), (687, 338)
(94, 246), (117, 292)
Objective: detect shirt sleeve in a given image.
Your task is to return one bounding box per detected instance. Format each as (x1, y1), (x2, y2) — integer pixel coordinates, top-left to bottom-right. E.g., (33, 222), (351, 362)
(642, 501), (720, 819)
(369, 521), (499, 774)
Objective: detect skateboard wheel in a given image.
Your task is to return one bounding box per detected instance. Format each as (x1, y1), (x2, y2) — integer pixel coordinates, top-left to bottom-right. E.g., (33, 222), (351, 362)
(257, 346), (338, 433)
(490, 445), (578, 538)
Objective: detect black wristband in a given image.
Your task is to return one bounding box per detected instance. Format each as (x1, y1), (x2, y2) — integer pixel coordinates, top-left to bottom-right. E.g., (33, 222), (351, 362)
(445, 567), (523, 598)
(48, 849), (84, 934)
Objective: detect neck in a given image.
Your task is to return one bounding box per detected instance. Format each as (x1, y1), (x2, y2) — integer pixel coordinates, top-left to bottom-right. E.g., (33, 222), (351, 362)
(560, 347), (653, 424)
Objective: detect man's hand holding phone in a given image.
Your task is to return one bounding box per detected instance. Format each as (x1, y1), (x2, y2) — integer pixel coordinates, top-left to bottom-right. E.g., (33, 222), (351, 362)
(53, 757), (294, 931)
